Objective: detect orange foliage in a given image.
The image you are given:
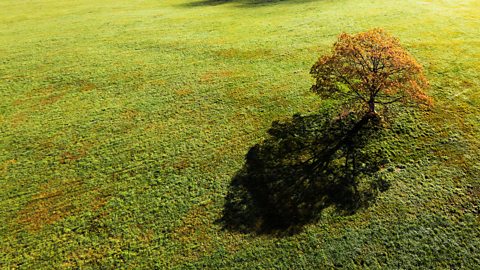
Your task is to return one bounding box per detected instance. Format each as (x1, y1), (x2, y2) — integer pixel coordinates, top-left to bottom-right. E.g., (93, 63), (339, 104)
(311, 29), (431, 115)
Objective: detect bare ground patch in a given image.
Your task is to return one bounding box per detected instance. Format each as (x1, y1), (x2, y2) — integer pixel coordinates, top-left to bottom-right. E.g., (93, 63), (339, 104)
(16, 180), (108, 232)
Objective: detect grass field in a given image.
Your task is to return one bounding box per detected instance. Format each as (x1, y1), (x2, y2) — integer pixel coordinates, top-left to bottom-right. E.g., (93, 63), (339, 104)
(1, 0), (479, 268)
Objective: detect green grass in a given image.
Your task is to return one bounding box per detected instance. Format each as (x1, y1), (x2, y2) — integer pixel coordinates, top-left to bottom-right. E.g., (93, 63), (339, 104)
(1, 0), (479, 268)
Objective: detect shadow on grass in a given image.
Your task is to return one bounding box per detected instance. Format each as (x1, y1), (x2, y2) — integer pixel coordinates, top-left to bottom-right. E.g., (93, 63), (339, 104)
(220, 111), (391, 235)
(181, 0), (319, 8)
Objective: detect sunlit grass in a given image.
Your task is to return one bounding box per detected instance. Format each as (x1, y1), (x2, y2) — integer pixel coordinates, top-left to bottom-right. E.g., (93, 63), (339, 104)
(0, 0), (479, 268)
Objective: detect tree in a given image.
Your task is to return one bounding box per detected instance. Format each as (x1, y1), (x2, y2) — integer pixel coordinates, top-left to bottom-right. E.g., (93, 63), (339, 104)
(310, 29), (431, 118)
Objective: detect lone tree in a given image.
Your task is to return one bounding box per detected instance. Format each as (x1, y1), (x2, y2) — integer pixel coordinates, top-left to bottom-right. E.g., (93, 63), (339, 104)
(310, 29), (431, 118)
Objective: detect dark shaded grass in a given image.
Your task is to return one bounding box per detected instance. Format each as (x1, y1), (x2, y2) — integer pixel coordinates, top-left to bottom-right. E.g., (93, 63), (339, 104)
(221, 111), (390, 234)
(181, 0), (321, 8)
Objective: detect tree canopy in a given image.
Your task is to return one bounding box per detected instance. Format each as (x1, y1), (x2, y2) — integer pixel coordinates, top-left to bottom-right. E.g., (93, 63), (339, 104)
(310, 29), (431, 117)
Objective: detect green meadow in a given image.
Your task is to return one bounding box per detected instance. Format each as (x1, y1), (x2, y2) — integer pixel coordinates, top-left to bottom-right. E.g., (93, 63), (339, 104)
(1, 0), (479, 268)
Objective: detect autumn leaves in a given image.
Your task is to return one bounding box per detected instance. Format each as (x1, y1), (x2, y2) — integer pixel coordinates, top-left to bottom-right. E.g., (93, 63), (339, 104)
(310, 29), (431, 119)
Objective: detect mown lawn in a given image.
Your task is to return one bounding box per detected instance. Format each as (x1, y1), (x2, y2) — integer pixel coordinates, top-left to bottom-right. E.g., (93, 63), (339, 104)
(1, 0), (479, 268)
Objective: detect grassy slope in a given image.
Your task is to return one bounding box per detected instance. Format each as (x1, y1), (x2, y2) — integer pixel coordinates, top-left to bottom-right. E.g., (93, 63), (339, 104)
(0, 0), (479, 268)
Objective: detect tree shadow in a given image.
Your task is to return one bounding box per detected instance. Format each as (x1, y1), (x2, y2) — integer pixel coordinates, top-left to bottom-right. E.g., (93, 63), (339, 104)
(181, 0), (319, 8)
(220, 111), (391, 235)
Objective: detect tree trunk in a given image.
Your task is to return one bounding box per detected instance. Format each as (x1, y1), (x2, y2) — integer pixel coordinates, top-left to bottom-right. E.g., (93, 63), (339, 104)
(368, 99), (375, 115)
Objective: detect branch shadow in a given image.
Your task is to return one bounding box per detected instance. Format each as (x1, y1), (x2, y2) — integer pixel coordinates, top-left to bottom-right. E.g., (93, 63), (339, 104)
(220, 111), (391, 235)
(181, 0), (319, 8)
